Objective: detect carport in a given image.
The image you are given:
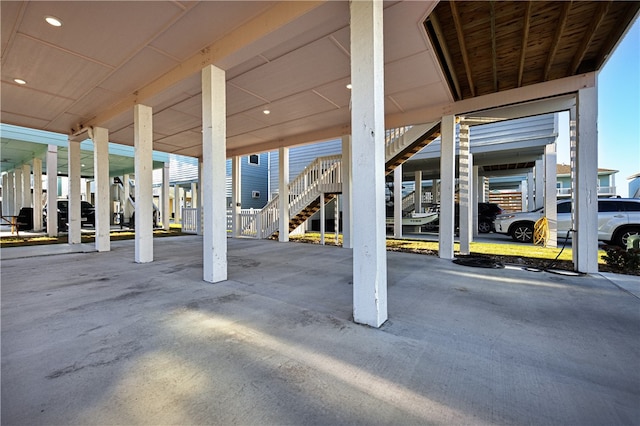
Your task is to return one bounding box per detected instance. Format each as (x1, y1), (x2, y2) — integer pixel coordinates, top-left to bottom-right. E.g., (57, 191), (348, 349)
(1, 1), (638, 326)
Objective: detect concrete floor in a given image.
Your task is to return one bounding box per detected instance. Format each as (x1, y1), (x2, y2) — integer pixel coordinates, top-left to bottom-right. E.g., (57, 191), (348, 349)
(1, 236), (639, 425)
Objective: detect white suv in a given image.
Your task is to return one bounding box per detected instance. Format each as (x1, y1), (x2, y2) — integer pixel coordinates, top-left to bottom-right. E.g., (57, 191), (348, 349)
(494, 198), (640, 247)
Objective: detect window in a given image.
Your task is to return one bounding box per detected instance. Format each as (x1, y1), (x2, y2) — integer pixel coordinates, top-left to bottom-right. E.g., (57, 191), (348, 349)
(598, 201), (620, 212)
(248, 154), (259, 165)
(557, 201), (571, 214)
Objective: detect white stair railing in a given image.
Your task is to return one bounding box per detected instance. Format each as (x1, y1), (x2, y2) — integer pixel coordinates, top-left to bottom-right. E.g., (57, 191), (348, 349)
(238, 155), (342, 238)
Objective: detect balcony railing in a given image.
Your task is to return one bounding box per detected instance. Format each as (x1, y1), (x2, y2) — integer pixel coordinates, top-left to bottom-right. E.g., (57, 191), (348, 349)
(556, 186), (616, 196)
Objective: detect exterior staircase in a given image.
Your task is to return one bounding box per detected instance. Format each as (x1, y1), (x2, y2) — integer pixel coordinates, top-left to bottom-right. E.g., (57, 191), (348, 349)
(238, 121), (441, 238)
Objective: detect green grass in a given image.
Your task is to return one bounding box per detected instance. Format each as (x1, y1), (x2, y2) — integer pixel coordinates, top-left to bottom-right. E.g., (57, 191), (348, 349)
(291, 232), (608, 265)
(1, 228), (187, 247)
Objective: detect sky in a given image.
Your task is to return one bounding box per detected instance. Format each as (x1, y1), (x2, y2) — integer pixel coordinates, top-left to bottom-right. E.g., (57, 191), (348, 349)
(557, 18), (639, 198)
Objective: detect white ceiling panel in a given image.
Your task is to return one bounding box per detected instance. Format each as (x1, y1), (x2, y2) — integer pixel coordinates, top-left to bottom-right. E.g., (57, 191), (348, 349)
(231, 37), (350, 102)
(108, 126), (134, 146)
(99, 47), (179, 95)
(150, 1), (274, 62)
(387, 83), (452, 117)
(169, 95), (201, 118)
(260, 2), (349, 61)
(145, 80), (198, 112)
(0, 1), (22, 57)
(0, 82), (74, 124)
(383, 1), (437, 62)
(227, 114), (269, 138)
(153, 108), (201, 136)
(313, 78), (353, 109)
(227, 84), (268, 116)
(19, 1), (184, 67)
(241, 91), (339, 125)
(3, 36), (112, 100)
(384, 52), (442, 96)
(0, 112), (50, 132)
(67, 87), (123, 120)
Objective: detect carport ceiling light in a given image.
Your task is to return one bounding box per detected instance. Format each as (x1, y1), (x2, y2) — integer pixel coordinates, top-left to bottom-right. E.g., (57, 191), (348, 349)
(13, 78), (26, 85)
(45, 16), (63, 27)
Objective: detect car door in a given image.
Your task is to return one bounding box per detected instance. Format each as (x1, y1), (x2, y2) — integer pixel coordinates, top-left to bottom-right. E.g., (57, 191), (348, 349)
(556, 200), (572, 235)
(597, 200), (627, 241)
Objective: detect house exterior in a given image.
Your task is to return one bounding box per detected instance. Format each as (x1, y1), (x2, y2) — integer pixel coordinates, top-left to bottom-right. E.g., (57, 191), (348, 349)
(628, 173), (640, 198)
(556, 164), (618, 198)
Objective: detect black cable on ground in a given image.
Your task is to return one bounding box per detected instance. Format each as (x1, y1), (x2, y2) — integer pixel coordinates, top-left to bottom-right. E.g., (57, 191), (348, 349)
(452, 230), (586, 276)
(453, 255), (505, 269)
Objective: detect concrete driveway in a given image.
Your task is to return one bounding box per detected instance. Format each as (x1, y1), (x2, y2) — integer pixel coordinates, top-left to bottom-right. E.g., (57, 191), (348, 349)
(2, 236), (638, 425)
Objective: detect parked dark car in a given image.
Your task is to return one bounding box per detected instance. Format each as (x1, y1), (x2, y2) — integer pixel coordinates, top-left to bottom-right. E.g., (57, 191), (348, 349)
(43, 200), (95, 231)
(477, 202), (504, 233)
(453, 202), (504, 233)
(417, 202), (504, 233)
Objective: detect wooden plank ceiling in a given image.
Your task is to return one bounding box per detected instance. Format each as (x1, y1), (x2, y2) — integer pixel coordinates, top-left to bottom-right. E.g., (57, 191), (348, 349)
(425, 1), (640, 100)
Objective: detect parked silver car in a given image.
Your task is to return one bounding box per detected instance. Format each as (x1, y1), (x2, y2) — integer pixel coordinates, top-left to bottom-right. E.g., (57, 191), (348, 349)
(494, 198), (640, 247)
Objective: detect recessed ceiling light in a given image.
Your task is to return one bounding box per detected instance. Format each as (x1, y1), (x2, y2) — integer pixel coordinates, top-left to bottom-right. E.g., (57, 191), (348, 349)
(45, 16), (63, 27)
(263, 110), (270, 115)
(14, 78), (27, 85)
(346, 84), (352, 90)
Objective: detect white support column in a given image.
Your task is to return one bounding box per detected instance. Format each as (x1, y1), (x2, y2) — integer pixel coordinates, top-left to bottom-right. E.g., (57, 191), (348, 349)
(534, 158), (544, 210)
(190, 183), (197, 208)
(123, 173), (131, 223)
(527, 171), (534, 211)
(544, 143), (558, 248)
(459, 123), (472, 254)
(176, 186), (183, 224)
(432, 179), (439, 204)
(476, 172), (485, 203)
(414, 171), (422, 214)
(21, 163), (31, 213)
(198, 159), (204, 235)
(473, 164), (480, 238)
(85, 180), (91, 203)
(350, 0), (387, 327)
(439, 115), (456, 260)
(46, 145), (58, 236)
(14, 168), (22, 214)
(341, 135), (353, 249)
(92, 127), (110, 252)
(68, 139), (82, 244)
(393, 164), (403, 238)
(232, 155), (242, 237)
(1, 173), (9, 216)
(278, 147), (290, 242)
(162, 164), (170, 230)
(134, 104), (154, 263)
(334, 196), (340, 246)
(574, 87), (599, 273)
(202, 64), (227, 283)
(320, 193), (326, 245)
(521, 181), (528, 211)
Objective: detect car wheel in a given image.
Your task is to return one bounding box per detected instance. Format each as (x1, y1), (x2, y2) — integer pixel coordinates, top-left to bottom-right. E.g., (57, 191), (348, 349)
(511, 223), (534, 243)
(613, 227), (640, 248)
(478, 220), (492, 233)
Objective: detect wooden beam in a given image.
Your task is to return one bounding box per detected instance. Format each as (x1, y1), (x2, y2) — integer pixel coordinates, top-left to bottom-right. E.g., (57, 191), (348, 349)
(517, 1), (532, 87)
(449, 1), (475, 97)
(429, 13), (462, 100)
(490, 1), (498, 92)
(569, 1), (611, 75)
(543, 1), (572, 81)
(595, 3), (640, 70)
(385, 72), (596, 128)
(74, 1), (325, 134)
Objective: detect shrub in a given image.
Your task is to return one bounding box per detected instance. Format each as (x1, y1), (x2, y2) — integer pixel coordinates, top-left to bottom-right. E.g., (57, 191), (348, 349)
(602, 245), (640, 275)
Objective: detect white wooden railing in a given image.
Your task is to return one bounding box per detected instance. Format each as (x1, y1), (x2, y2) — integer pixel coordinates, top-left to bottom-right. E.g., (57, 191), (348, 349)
(235, 155), (342, 238)
(182, 207), (199, 234)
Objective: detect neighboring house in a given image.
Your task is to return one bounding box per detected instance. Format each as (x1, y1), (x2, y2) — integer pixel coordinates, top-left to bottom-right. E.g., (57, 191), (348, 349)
(628, 172), (640, 198)
(555, 164), (618, 198)
(153, 152), (269, 211)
